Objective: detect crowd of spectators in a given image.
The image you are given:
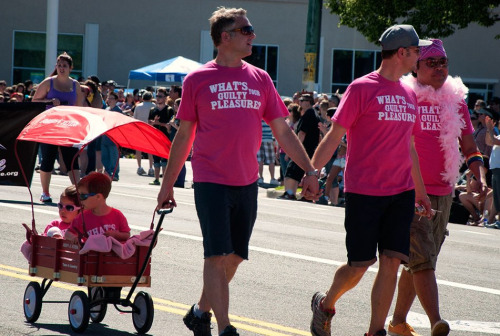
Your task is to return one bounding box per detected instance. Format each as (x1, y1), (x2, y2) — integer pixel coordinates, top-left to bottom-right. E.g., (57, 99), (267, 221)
(1, 68), (184, 190)
(451, 97), (500, 227)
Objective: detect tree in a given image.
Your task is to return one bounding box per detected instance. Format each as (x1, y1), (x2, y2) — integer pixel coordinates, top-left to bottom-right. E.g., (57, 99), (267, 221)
(324, 0), (500, 43)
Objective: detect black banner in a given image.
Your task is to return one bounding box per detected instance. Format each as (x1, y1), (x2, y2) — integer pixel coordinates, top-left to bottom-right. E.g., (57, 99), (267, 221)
(0, 103), (46, 187)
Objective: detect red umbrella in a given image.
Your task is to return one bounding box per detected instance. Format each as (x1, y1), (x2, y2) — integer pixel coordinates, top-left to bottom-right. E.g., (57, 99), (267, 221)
(16, 106), (172, 235)
(17, 106), (171, 158)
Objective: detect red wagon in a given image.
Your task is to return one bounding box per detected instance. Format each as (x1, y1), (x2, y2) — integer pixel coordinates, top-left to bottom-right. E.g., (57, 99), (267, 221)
(16, 106), (171, 333)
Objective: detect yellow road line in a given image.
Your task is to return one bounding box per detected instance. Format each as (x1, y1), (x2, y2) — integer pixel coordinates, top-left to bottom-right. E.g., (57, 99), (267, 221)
(1, 264), (310, 336)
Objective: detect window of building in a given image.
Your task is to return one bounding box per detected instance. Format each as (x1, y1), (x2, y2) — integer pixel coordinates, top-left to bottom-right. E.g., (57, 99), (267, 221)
(244, 45), (278, 87)
(13, 31), (83, 85)
(213, 44), (279, 87)
(331, 49), (381, 93)
(463, 81), (497, 109)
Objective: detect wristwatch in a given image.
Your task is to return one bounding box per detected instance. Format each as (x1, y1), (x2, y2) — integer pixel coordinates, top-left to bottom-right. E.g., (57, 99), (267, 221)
(306, 169), (319, 176)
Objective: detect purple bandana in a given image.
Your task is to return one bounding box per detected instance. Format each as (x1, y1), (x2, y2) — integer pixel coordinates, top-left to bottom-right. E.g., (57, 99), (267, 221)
(419, 39), (447, 60)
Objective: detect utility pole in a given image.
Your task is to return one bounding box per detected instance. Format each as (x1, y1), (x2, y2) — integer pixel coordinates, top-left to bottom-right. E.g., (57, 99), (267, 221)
(45, 0), (59, 77)
(301, 0), (322, 92)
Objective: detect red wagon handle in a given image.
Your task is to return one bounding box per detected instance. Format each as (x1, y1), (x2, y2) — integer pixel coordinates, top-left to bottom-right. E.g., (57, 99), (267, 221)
(125, 208), (173, 302)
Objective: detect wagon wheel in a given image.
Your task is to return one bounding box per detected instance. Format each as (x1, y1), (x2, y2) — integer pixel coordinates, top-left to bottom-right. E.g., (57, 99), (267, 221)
(68, 291), (90, 333)
(89, 287), (107, 323)
(132, 291), (154, 334)
(23, 281), (42, 322)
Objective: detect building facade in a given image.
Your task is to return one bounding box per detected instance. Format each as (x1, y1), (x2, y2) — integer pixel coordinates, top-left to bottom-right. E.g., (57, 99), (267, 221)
(1, 0), (499, 105)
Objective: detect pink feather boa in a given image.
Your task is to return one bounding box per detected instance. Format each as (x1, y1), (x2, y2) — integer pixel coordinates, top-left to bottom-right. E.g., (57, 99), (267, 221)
(402, 74), (468, 186)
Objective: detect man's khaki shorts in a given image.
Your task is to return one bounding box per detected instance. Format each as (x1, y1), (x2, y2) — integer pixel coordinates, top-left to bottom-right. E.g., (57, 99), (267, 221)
(405, 194), (452, 273)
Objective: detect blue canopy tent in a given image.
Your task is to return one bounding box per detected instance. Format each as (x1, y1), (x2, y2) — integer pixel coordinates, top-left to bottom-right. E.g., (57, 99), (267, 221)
(127, 56), (203, 89)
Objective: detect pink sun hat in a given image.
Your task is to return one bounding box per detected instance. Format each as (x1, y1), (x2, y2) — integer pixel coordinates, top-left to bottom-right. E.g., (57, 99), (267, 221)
(419, 39), (447, 61)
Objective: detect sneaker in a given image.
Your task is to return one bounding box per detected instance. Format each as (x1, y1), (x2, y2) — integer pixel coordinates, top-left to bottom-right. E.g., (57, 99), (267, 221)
(365, 330), (387, 336)
(137, 167), (146, 175)
(220, 325), (239, 336)
(486, 221), (500, 229)
(40, 193), (52, 203)
(277, 192), (297, 200)
(149, 179), (160, 185)
(431, 320), (450, 336)
(310, 292), (335, 336)
(257, 177), (264, 184)
(388, 321), (420, 336)
(183, 304), (212, 336)
(269, 178), (279, 186)
(148, 168), (155, 176)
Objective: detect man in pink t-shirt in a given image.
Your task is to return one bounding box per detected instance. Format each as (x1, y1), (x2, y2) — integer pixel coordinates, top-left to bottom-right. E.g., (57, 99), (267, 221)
(388, 40), (487, 336)
(304, 25), (432, 336)
(156, 7), (319, 336)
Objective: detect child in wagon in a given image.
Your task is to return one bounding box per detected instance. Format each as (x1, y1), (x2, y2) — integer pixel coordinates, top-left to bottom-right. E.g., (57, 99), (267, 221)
(65, 172), (131, 243)
(42, 185), (81, 237)
(21, 185), (81, 260)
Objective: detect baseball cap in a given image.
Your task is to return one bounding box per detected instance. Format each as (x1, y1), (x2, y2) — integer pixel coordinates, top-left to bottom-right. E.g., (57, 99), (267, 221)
(478, 107), (499, 121)
(379, 24), (432, 50)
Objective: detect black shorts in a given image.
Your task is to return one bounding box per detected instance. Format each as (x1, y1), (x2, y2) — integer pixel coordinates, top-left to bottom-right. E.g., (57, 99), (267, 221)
(194, 181), (258, 259)
(40, 144), (79, 172)
(344, 190), (415, 267)
(284, 161), (304, 182)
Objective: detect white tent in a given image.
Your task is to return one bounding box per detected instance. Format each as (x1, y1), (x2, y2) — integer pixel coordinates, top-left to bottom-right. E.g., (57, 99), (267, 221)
(127, 56), (203, 88)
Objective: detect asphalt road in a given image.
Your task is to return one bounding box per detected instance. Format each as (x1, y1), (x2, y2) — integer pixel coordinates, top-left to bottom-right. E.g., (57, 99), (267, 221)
(0, 158), (499, 335)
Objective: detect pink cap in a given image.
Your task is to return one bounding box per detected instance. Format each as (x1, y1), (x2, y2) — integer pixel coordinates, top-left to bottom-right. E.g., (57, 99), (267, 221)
(419, 39), (447, 60)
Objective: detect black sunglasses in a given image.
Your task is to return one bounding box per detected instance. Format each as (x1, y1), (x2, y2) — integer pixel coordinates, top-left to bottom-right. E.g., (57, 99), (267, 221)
(79, 192), (97, 201)
(228, 25), (254, 36)
(57, 203), (80, 212)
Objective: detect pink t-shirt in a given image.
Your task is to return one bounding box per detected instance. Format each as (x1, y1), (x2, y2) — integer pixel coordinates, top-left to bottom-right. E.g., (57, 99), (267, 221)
(177, 61), (288, 186)
(332, 71), (420, 196)
(414, 100), (473, 195)
(70, 208), (130, 237)
(43, 219), (71, 235)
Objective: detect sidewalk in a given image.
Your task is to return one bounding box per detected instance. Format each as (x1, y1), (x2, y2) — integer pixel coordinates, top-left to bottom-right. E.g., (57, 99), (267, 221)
(115, 158), (282, 197)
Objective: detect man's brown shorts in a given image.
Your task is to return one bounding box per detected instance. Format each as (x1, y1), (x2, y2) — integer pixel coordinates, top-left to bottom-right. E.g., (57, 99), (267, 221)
(405, 194), (452, 273)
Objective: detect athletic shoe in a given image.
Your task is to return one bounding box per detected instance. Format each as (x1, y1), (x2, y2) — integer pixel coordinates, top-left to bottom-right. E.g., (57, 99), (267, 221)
(310, 292), (335, 336)
(257, 177), (264, 184)
(431, 320), (450, 336)
(148, 168), (155, 176)
(149, 179), (160, 185)
(388, 321), (420, 336)
(220, 325), (239, 336)
(277, 192), (297, 200)
(137, 167), (146, 175)
(269, 178), (280, 186)
(485, 221), (500, 229)
(183, 304), (212, 336)
(365, 330), (387, 336)
(40, 193), (52, 203)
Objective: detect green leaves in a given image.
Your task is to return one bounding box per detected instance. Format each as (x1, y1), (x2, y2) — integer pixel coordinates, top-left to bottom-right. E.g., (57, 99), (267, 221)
(324, 0), (500, 42)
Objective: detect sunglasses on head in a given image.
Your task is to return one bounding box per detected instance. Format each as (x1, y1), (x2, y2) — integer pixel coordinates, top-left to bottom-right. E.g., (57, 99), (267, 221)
(79, 192), (97, 201)
(57, 203), (80, 212)
(422, 58), (448, 69)
(228, 25), (254, 36)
